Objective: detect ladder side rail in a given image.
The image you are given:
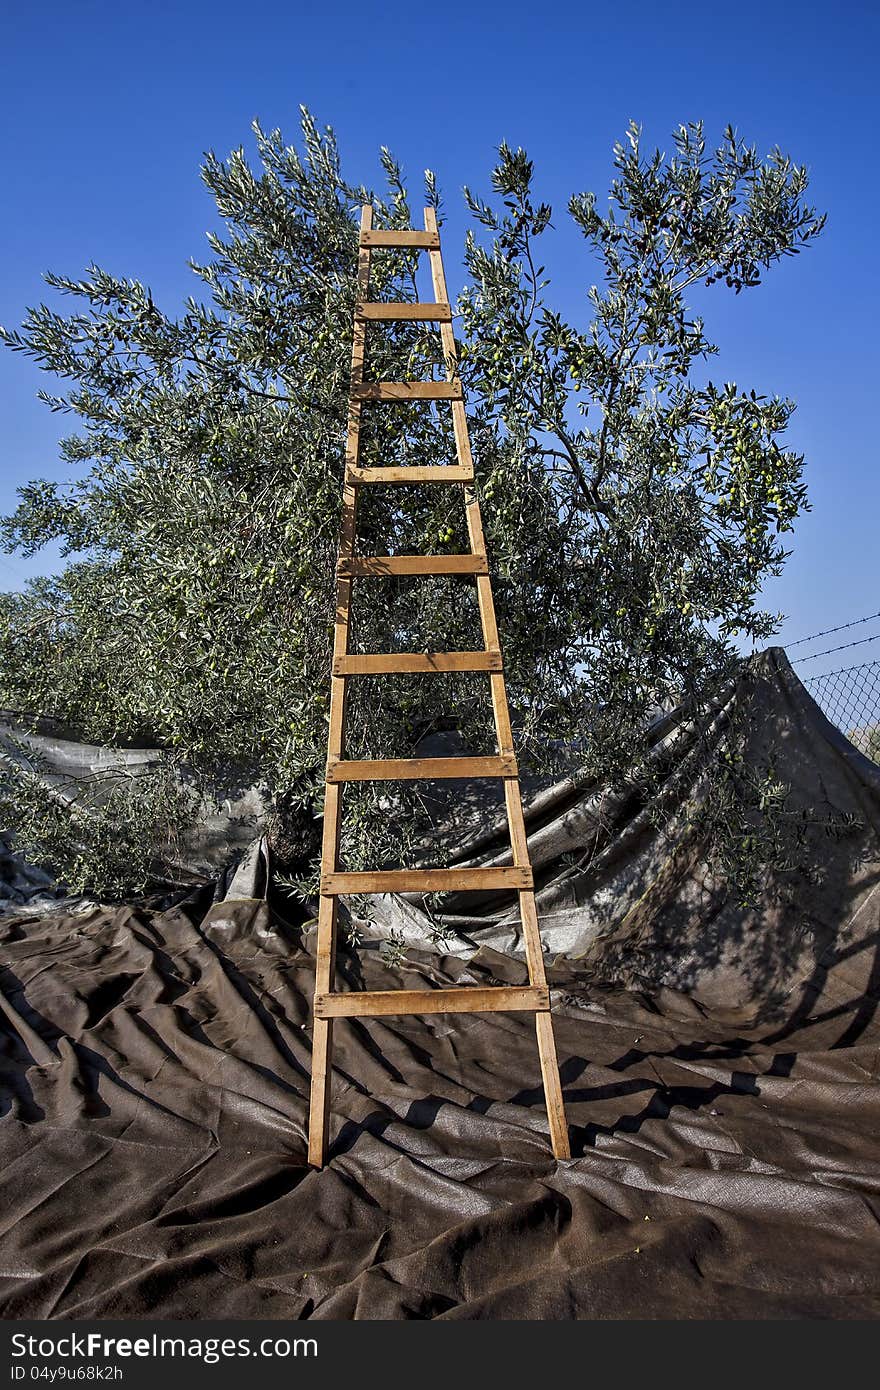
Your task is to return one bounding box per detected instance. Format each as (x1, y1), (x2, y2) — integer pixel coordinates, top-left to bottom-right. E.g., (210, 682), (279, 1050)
(423, 207), (541, 933)
(424, 208), (570, 1159)
(308, 203), (374, 1166)
(423, 208), (505, 707)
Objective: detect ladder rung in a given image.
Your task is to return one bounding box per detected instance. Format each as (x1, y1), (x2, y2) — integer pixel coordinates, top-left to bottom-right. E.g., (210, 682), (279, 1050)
(315, 984), (548, 1018)
(338, 555), (489, 577)
(352, 382), (462, 401)
(321, 866), (533, 894)
(334, 651), (501, 675)
(347, 465), (473, 484)
(326, 755), (517, 782)
(357, 302), (452, 321)
(360, 230), (440, 249)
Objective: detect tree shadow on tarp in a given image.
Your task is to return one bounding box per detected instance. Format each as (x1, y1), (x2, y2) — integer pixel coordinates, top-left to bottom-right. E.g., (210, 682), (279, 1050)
(509, 921), (880, 1155)
(321, 894), (880, 1162)
(572, 656), (878, 1012)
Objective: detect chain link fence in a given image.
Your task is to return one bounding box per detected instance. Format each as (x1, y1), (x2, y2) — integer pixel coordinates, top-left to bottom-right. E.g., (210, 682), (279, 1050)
(785, 610), (880, 765)
(802, 660), (880, 764)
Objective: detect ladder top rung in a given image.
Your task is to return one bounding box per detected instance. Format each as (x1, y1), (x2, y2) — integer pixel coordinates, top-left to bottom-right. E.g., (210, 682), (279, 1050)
(356, 302), (452, 321)
(327, 754), (517, 783)
(334, 651), (502, 675)
(360, 230), (440, 249)
(315, 984), (548, 1018)
(338, 554), (489, 577)
(352, 381), (462, 402)
(347, 465), (473, 485)
(321, 866), (534, 895)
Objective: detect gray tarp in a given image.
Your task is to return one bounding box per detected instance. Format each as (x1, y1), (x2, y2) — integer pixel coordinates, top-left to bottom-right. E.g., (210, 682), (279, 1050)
(0, 711), (268, 903)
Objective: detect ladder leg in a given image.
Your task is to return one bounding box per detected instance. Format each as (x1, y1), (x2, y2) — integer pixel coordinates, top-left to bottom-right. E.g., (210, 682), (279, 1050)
(508, 793), (571, 1158)
(307, 204), (372, 1166)
(308, 892), (339, 1166)
(534, 1010), (571, 1159)
(308, 1016), (334, 1166)
(520, 887), (572, 1160)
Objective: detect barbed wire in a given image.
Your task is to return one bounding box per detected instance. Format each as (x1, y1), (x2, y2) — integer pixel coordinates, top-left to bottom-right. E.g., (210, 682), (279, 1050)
(786, 609), (880, 649)
(791, 631), (880, 664)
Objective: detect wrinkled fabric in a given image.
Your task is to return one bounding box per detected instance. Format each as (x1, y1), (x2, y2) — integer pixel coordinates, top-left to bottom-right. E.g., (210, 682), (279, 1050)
(0, 650), (879, 1319)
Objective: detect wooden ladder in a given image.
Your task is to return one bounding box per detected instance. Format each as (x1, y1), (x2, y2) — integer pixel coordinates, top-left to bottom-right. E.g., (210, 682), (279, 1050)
(307, 205), (571, 1166)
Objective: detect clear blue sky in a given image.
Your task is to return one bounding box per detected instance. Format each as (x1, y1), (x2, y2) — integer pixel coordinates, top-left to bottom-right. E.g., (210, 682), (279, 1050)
(1, 0), (878, 678)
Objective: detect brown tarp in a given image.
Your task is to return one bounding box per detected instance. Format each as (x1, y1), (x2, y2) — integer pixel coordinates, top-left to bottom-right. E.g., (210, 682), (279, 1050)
(1, 650), (879, 1319)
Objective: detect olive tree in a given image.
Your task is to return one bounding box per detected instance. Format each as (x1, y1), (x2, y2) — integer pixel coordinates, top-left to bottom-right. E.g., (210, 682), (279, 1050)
(0, 112), (824, 895)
